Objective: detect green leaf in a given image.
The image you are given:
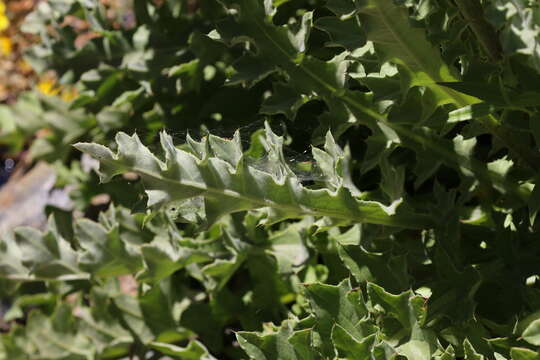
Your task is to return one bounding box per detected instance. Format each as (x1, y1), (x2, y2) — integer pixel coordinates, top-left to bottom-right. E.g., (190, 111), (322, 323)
(486, 1), (540, 73)
(0, 216), (86, 281)
(149, 341), (216, 360)
(267, 227), (309, 274)
(168, 59), (200, 78)
(228, 55), (276, 87)
(216, 0), (382, 137)
(260, 82), (308, 120)
(287, 329), (316, 360)
(510, 348), (540, 360)
(523, 319), (540, 346)
(448, 103), (499, 123)
(201, 228), (250, 290)
(352, 0), (473, 110)
(367, 283), (418, 329)
(438, 82), (507, 105)
(439, 82), (540, 108)
(111, 291), (155, 344)
(331, 326), (375, 359)
(139, 231), (212, 283)
(304, 280), (372, 357)
(76, 305), (133, 357)
(379, 155), (405, 202)
(218, 0), (539, 178)
(74, 123), (433, 229)
(236, 320), (311, 360)
(344, 0), (540, 170)
(22, 307), (94, 359)
(0, 206), (217, 285)
(337, 244), (409, 293)
(464, 339), (485, 360)
(314, 16), (365, 50)
(528, 182), (540, 225)
(434, 345), (457, 360)
(367, 283), (438, 360)
(76, 219), (143, 277)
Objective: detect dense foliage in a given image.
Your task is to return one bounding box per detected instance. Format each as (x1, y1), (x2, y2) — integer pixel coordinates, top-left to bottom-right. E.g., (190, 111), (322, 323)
(1, 0), (540, 358)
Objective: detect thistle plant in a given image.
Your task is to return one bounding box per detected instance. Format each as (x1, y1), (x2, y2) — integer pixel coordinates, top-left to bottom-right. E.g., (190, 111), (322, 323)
(1, 0), (540, 359)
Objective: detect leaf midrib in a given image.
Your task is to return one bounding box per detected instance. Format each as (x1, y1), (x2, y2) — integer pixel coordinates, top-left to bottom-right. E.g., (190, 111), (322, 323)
(250, 14), (384, 121)
(368, 1), (471, 107)
(246, 2), (538, 174)
(103, 156), (430, 229)
(365, 1), (539, 169)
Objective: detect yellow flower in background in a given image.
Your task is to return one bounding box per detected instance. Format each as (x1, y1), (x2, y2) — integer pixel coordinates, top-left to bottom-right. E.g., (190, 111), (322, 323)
(0, 16), (8, 32)
(37, 79), (61, 96)
(0, 2), (8, 32)
(37, 76), (79, 102)
(61, 87), (78, 102)
(0, 36), (11, 56)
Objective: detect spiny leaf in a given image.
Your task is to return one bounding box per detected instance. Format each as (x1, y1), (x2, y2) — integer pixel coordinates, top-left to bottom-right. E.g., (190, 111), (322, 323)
(510, 347), (540, 360)
(331, 327), (375, 359)
(522, 319), (540, 346)
(138, 231), (212, 283)
(236, 320), (309, 360)
(214, 0), (538, 198)
(76, 219), (143, 277)
(337, 243), (410, 293)
(75, 123), (434, 229)
(331, 0), (540, 170)
(216, 0), (382, 137)
(486, 0), (540, 73)
(149, 341), (216, 360)
(0, 207), (218, 283)
(464, 339), (485, 360)
(367, 283), (438, 360)
(0, 216), (86, 282)
(304, 279), (372, 357)
(336, 0), (464, 116)
(20, 307), (94, 359)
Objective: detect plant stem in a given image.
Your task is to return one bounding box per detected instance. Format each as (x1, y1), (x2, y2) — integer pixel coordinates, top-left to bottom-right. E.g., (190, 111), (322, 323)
(454, 0), (503, 62)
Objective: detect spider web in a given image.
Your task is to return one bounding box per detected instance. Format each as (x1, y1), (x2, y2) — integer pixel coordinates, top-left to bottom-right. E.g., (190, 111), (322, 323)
(134, 118), (327, 184)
